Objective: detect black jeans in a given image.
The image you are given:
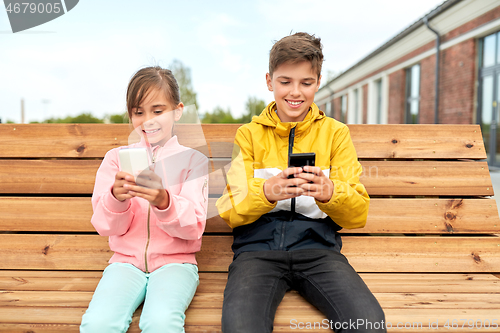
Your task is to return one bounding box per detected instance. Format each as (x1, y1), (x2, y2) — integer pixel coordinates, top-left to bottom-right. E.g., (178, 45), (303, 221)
(221, 249), (386, 333)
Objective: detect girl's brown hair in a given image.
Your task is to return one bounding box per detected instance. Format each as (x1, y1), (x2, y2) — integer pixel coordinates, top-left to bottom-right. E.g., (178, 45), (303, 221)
(126, 66), (180, 119)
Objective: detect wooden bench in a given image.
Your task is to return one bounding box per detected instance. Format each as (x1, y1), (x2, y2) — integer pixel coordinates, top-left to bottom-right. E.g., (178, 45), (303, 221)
(0, 123), (499, 332)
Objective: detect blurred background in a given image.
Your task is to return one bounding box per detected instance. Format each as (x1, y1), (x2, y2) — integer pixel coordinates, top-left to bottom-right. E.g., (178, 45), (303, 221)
(1, 0), (446, 125)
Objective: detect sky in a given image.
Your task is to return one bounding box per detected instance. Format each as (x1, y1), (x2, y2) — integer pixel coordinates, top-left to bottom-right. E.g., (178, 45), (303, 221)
(0, 0), (445, 123)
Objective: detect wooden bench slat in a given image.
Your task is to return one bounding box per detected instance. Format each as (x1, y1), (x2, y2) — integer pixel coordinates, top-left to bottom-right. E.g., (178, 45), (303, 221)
(1, 197), (498, 234)
(0, 124), (486, 160)
(0, 160), (492, 196)
(210, 160), (493, 196)
(360, 161), (492, 196)
(208, 198), (500, 234)
(348, 124), (486, 159)
(3, 286), (500, 309)
(198, 236), (500, 273)
(1, 235), (499, 273)
(2, 272), (499, 293)
(1, 305), (499, 332)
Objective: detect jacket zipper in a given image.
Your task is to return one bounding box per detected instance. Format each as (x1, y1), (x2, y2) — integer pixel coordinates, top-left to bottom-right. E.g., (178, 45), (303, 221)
(288, 127), (296, 220)
(144, 205), (151, 273)
(280, 126), (296, 250)
(144, 148), (157, 273)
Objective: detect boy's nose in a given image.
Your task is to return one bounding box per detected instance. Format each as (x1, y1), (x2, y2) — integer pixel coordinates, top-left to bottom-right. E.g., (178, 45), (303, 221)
(290, 84), (301, 97)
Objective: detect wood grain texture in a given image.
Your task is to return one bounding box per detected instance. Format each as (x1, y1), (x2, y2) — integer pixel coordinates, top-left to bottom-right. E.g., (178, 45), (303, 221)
(2, 197), (498, 234)
(1, 234), (499, 273)
(209, 160), (493, 196)
(2, 272), (499, 293)
(1, 159), (491, 196)
(208, 198), (500, 234)
(0, 299), (498, 332)
(1, 272), (498, 332)
(190, 235), (500, 273)
(2, 290), (499, 310)
(0, 124), (486, 159)
(0, 123), (496, 332)
(348, 124), (486, 159)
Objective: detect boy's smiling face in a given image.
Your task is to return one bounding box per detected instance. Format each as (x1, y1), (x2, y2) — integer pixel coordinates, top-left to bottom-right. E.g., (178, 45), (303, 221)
(266, 60), (321, 123)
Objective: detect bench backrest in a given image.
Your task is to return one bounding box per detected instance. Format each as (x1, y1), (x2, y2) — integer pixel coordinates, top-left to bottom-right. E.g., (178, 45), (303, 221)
(0, 123), (498, 274)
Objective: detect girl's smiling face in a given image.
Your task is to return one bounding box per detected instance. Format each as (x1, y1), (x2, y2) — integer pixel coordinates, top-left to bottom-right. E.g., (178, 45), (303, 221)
(130, 88), (183, 146)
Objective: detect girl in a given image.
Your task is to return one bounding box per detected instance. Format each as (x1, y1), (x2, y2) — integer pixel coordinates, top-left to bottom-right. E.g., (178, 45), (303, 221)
(80, 66), (208, 333)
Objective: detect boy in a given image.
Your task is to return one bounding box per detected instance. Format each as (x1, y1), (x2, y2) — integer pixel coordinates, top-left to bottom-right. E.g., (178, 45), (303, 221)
(216, 32), (385, 332)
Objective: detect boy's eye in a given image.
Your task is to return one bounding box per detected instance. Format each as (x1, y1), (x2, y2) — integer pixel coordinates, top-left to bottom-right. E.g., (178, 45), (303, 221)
(280, 81), (290, 85)
(303, 82), (312, 86)
(154, 110), (164, 114)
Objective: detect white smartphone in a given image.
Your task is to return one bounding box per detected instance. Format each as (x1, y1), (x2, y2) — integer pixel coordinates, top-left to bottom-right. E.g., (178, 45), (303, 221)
(118, 148), (150, 178)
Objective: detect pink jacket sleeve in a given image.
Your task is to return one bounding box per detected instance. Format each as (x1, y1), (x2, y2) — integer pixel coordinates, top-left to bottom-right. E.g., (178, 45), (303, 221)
(90, 149), (134, 236)
(151, 153), (209, 240)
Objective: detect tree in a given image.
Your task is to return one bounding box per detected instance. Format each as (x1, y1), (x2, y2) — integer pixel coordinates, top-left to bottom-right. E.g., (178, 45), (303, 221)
(202, 106), (238, 124)
(43, 112), (104, 123)
(170, 59), (200, 123)
(109, 112), (129, 124)
(239, 96), (266, 123)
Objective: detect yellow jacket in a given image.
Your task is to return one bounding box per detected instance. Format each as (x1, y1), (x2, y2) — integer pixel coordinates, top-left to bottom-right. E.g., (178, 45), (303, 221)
(216, 102), (369, 230)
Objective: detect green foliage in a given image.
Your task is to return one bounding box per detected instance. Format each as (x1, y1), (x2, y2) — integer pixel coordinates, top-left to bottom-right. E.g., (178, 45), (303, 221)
(44, 112), (104, 124)
(202, 106), (239, 124)
(109, 112), (129, 124)
(170, 59), (200, 123)
(201, 96), (267, 124)
(240, 96), (266, 123)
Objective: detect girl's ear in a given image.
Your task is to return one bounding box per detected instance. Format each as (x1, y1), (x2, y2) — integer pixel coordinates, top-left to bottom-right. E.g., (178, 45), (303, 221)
(174, 102), (184, 121)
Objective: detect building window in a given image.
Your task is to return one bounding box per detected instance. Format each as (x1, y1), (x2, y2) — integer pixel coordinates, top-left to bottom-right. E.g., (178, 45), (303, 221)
(375, 79), (383, 124)
(340, 95), (347, 123)
(405, 64), (420, 124)
(326, 101), (331, 117)
(354, 89), (360, 124)
(478, 30), (500, 166)
(481, 31), (499, 68)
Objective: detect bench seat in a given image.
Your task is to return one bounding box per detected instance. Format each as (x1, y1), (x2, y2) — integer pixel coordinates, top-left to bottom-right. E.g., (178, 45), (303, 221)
(0, 123), (499, 332)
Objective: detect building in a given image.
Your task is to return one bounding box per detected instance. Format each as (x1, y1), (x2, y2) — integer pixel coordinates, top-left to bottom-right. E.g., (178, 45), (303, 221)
(315, 0), (500, 166)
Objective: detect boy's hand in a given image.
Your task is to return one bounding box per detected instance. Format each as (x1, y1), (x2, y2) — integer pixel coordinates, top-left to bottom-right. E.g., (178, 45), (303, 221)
(123, 170), (170, 210)
(112, 171), (136, 202)
(263, 167), (309, 203)
(295, 166), (334, 203)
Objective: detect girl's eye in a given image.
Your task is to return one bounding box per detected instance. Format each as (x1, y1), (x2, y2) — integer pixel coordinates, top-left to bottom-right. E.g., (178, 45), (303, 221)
(303, 82), (312, 86)
(154, 110), (164, 114)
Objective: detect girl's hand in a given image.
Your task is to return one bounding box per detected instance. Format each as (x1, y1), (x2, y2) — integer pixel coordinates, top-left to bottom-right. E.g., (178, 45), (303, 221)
(295, 166), (334, 203)
(123, 169), (170, 210)
(112, 171), (136, 202)
(263, 167), (309, 203)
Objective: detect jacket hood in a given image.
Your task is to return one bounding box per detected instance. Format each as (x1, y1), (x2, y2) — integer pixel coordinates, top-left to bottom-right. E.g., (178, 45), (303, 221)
(252, 101), (325, 137)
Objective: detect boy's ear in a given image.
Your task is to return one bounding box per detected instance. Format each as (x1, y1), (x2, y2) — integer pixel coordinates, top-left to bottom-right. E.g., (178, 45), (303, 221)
(266, 73), (273, 91)
(316, 75), (322, 92)
(174, 102), (184, 121)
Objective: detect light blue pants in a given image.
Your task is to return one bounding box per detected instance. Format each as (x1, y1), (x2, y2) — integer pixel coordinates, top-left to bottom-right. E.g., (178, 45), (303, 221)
(80, 262), (199, 333)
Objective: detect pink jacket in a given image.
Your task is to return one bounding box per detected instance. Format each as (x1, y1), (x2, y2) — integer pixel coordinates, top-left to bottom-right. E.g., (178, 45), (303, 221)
(91, 136), (208, 273)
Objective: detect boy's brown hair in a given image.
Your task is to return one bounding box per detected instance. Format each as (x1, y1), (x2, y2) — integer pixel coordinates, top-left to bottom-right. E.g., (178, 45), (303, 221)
(269, 32), (323, 79)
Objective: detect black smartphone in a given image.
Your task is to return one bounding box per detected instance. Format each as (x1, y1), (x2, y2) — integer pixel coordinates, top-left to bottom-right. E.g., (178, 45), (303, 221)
(288, 152), (316, 178)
